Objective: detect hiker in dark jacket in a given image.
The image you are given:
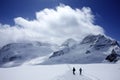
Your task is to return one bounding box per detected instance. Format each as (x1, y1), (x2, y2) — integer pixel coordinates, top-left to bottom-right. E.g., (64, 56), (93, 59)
(72, 67), (76, 75)
(79, 68), (82, 75)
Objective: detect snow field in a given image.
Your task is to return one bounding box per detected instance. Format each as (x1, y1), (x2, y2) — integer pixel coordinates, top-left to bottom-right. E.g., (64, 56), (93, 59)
(0, 63), (120, 80)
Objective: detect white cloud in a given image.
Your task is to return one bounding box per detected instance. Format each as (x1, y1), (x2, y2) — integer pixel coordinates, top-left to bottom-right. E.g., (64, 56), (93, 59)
(0, 4), (104, 47)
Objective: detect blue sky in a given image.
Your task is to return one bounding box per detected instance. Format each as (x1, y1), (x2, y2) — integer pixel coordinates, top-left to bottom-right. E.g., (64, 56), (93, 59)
(0, 0), (120, 42)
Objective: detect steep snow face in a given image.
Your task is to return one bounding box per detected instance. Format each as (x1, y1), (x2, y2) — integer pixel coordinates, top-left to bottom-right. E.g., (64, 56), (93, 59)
(43, 34), (120, 64)
(0, 41), (54, 67)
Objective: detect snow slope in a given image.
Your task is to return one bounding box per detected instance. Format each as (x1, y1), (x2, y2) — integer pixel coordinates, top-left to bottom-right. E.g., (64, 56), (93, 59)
(44, 34), (120, 64)
(0, 41), (55, 67)
(0, 63), (120, 80)
(0, 34), (120, 67)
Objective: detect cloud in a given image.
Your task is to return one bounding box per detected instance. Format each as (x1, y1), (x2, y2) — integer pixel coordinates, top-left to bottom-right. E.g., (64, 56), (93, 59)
(0, 4), (104, 47)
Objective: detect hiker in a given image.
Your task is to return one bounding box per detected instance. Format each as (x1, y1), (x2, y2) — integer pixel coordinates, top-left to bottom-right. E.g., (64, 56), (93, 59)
(79, 68), (82, 75)
(72, 67), (76, 75)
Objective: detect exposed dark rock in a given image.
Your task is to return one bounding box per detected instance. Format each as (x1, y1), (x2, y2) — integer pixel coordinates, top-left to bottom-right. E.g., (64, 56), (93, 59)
(106, 49), (119, 62)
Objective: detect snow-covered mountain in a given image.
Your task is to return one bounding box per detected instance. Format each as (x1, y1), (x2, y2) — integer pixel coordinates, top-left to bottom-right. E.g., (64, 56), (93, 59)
(43, 34), (120, 64)
(0, 41), (55, 67)
(0, 34), (120, 67)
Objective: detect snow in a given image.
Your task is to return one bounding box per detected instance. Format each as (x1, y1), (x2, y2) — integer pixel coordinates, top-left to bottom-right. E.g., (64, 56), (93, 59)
(45, 34), (120, 64)
(0, 65), (68, 80)
(0, 63), (120, 80)
(23, 54), (51, 65)
(0, 34), (120, 67)
(61, 38), (77, 48)
(0, 41), (55, 67)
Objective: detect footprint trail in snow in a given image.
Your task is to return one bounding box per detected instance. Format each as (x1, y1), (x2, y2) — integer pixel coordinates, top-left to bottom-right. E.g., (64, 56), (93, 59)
(54, 70), (99, 80)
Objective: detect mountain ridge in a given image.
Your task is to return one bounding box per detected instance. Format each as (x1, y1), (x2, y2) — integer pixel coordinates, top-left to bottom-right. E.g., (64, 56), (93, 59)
(43, 34), (120, 64)
(0, 34), (120, 67)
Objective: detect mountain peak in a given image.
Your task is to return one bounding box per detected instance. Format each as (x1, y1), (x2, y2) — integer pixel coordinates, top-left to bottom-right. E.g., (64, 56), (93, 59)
(81, 34), (106, 44)
(0, 34), (120, 67)
(61, 38), (77, 47)
(44, 34), (120, 64)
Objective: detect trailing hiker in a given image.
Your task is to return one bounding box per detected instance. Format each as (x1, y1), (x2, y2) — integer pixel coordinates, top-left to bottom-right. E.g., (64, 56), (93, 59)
(79, 68), (82, 75)
(72, 67), (76, 75)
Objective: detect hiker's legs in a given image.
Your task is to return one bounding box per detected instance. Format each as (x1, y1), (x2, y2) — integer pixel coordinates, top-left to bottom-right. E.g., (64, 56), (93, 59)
(80, 71), (82, 75)
(73, 71), (75, 75)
